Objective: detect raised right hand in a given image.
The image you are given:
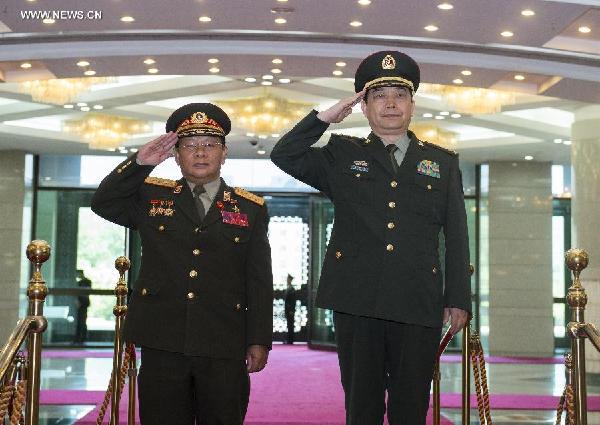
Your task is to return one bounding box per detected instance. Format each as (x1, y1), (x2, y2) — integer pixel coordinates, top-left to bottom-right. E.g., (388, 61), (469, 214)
(316, 90), (365, 124)
(136, 132), (178, 166)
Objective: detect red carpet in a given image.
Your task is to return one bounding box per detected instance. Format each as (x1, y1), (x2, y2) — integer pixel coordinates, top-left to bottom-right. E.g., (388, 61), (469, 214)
(40, 345), (595, 424)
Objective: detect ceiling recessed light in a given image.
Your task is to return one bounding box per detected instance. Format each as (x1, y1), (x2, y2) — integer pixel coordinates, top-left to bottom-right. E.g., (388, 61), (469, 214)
(63, 104), (74, 109)
(130, 148), (139, 153)
(257, 149), (267, 155)
(336, 61), (347, 67)
(271, 68), (282, 74)
(148, 68), (159, 74)
(244, 77), (257, 83)
(563, 140), (572, 145)
(358, 0), (371, 5)
(424, 25), (439, 32)
(76, 61), (90, 68)
(514, 74), (525, 81)
(84, 70), (96, 76)
(262, 74), (274, 80)
(143, 58), (155, 65)
(272, 58), (283, 64)
(209, 67), (220, 73)
(246, 133), (255, 137)
(93, 105), (103, 110)
(578, 26), (591, 34)
(199, 16), (212, 22)
(208, 58), (220, 64)
(440, 111), (450, 116)
(274, 17), (287, 24)
(435, 116), (445, 120)
(452, 78), (463, 84)
(461, 70), (471, 76)
(261, 81), (273, 86)
(451, 113), (461, 118)
(422, 113), (433, 118)
(350, 21), (363, 27)
(524, 155), (533, 161)
(332, 70), (343, 76)
(277, 0), (288, 2)
(42, 18), (55, 24)
(521, 9), (535, 16)
(278, 78), (291, 84)
(77, 102), (87, 107)
(258, 135), (268, 139)
(20, 62), (32, 69)
(437, 3), (454, 10)
(501, 30), (514, 37)
(120, 16), (135, 22)
(553, 138), (563, 144)
(80, 106), (90, 112)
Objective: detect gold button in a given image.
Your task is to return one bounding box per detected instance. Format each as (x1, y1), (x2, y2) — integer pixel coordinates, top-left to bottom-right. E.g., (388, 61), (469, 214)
(189, 270), (198, 278)
(158, 225), (165, 231)
(387, 222), (395, 229)
(386, 244), (394, 252)
(335, 251), (342, 259)
(117, 169), (123, 174)
(388, 201), (396, 208)
(427, 184), (432, 190)
(235, 303), (241, 310)
(432, 267), (438, 274)
(194, 227), (200, 233)
(141, 288), (148, 296)
(234, 236), (240, 243)
(390, 181), (398, 188)
(355, 173), (361, 178)
(187, 292), (196, 300)
(126, 161), (132, 166)
(193, 249), (201, 256)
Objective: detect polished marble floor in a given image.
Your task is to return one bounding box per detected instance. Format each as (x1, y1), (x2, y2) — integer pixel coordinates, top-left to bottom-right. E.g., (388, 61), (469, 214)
(34, 350), (600, 425)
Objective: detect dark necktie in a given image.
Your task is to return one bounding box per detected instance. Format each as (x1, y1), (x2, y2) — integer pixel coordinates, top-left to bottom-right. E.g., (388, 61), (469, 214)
(386, 144), (399, 173)
(193, 184), (206, 221)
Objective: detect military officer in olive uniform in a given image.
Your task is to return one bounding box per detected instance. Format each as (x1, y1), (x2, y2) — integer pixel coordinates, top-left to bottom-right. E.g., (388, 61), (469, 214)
(271, 51), (471, 424)
(91, 103), (273, 425)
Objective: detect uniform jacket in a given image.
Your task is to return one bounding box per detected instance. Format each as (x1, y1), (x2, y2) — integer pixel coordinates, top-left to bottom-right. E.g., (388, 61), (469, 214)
(91, 156), (273, 360)
(271, 111), (471, 328)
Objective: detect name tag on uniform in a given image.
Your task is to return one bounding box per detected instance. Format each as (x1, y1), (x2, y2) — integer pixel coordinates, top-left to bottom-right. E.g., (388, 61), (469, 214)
(417, 160), (440, 178)
(222, 211), (249, 227)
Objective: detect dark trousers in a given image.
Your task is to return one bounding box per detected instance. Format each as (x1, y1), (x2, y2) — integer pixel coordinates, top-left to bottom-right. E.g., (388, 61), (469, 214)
(138, 346), (250, 425)
(285, 312), (295, 344)
(334, 312), (441, 425)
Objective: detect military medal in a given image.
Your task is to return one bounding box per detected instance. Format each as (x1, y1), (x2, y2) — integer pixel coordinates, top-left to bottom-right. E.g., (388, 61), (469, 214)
(222, 211), (249, 227)
(417, 160), (441, 178)
(173, 185), (182, 194)
(350, 160), (369, 173)
(163, 200), (175, 216)
(223, 191), (231, 202)
(148, 200), (160, 216)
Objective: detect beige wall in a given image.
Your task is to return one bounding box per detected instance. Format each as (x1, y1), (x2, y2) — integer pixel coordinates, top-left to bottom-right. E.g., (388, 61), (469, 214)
(487, 161), (554, 356)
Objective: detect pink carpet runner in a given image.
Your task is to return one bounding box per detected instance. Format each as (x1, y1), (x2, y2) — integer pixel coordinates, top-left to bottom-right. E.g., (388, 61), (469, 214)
(38, 345), (600, 424)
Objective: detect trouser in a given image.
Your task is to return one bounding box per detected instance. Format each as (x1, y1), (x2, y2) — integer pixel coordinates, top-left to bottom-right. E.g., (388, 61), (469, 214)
(286, 313), (295, 344)
(334, 312), (441, 425)
(138, 346), (250, 425)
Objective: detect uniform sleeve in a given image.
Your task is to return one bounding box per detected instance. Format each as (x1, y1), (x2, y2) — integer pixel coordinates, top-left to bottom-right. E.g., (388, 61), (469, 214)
(270, 110), (336, 196)
(442, 156), (472, 314)
(245, 204), (274, 348)
(90, 154), (155, 229)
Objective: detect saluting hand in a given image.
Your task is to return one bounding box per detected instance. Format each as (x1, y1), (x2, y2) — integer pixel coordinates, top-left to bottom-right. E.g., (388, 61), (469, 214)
(316, 90), (366, 124)
(136, 132), (178, 166)
(246, 344), (269, 373)
(443, 307), (469, 335)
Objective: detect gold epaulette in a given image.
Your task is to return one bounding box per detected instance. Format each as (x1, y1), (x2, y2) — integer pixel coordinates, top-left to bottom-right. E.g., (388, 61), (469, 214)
(422, 140), (458, 156)
(234, 187), (265, 206)
(144, 177), (178, 188)
(331, 133), (365, 147)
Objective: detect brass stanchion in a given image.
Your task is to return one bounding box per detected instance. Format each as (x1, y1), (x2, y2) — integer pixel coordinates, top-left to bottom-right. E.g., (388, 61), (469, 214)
(565, 248), (589, 425)
(24, 240), (50, 425)
(110, 256), (130, 425)
(127, 344), (137, 425)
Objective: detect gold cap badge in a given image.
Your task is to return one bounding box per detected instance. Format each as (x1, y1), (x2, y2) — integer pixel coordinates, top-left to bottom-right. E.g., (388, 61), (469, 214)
(381, 55), (396, 70)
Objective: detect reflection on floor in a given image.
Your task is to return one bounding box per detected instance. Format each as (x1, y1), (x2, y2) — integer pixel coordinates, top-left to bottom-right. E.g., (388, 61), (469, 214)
(37, 344), (600, 425)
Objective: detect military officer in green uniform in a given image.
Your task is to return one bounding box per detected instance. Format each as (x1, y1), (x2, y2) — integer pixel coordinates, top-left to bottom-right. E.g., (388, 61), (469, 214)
(92, 103), (273, 425)
(271, 51), (471, 424)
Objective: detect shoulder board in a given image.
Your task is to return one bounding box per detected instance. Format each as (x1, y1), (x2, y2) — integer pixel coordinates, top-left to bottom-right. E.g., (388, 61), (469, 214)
(421, 140), (458, 156)
(234, 187), (265, 206)
(331, 133), (365, 146)
(144, 177), (178, 188)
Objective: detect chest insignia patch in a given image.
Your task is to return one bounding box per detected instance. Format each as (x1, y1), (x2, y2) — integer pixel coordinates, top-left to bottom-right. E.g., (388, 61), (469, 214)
(222, 211), (249, 227)
(417, 160), (441, 178)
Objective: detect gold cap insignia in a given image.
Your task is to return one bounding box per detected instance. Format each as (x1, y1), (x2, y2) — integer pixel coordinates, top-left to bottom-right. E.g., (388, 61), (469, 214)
(177, 111), (225, 138)
(381, 55), (396, 70)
